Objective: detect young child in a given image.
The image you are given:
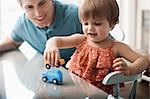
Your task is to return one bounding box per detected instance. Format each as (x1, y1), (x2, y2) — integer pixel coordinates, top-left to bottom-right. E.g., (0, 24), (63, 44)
(43, 0), (148, 93)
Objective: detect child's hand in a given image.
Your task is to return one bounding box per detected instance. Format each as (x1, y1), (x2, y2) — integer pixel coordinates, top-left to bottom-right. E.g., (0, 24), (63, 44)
(43, 45), (61, 66)
(112, 57), (130, 75)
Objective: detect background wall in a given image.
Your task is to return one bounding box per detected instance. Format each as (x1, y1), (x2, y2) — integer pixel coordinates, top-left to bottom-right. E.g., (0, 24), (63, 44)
(0, 0), (149, 52)
(136, 0), (150, 52)
(1, 0), (22, 35)
(0, 0), (1, 34)
(119, 0), (137, 47)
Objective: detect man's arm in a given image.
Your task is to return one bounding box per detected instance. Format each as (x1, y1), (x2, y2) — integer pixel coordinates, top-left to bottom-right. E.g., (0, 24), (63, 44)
(0, 36), (22, 53)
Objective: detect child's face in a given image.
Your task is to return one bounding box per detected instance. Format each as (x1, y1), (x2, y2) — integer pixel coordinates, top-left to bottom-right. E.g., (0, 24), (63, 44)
(21, 0), (54, 28)
(81, 18), (111, 43)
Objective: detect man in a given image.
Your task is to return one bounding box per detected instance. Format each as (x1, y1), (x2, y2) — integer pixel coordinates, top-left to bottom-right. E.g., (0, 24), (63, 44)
(0, 0), (82, 63)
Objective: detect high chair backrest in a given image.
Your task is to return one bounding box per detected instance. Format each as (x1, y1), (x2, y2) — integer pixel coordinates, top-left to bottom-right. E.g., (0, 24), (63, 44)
(102, 71), (141, 99)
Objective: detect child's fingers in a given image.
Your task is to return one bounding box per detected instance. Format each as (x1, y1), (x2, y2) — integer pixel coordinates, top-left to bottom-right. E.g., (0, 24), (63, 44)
(43, 48), (62, 67)
(43, 51), (47, 61)
(43, 51), (50, 65)
(112, 61), (124, 68)
(113, 57), (123, 63)
(50, 52), (55, 66)
(114, 65), (125, 71)
(112, 59), (128, 75)
(45, 52), (50, 65)
(54, 52), (61, 66)
(112, 59), (126, 72)
(114, 66), (122, 71)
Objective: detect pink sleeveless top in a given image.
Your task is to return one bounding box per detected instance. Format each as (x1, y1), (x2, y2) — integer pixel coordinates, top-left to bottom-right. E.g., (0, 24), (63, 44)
(68, 39), (117, 93)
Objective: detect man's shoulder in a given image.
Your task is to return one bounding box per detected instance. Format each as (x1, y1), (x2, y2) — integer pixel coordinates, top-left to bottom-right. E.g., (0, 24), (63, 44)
(12, 13), (38, 37)
(55, 1), (78, 8)
(16, 13), (32, 26)
(55, 1), (78, 15)
(64, 3), (78, 14)
(16, 13), (36, 29)
(63, 4), (79, 20)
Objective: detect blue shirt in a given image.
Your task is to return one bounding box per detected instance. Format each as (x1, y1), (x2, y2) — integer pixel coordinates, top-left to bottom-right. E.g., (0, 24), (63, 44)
(11, 1), (82, 62)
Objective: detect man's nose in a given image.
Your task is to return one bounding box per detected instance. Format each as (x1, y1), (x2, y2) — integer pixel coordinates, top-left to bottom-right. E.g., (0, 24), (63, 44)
(34, 8), (43, 17)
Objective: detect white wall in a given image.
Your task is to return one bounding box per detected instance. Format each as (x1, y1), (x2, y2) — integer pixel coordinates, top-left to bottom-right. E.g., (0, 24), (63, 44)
(1, 0), (22, 34)
(137, 0), (150, 51)
(119, 0), (137, 47)
(0, 0), (1, 33)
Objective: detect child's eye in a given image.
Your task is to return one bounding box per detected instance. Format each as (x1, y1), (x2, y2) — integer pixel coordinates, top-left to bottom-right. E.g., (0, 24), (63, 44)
(83, 22), (88, 25)
(94, 23), (102, 25)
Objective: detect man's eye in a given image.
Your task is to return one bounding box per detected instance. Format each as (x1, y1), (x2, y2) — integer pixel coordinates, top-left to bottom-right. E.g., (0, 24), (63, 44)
(39, 1), (46, 6)
(39, 2), (45, 6)
(25, 6), (33, 9)
(28, 6), (33, 9)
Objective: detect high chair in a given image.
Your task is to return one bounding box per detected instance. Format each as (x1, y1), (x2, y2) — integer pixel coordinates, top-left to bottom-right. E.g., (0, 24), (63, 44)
(102, 71), (141, 99)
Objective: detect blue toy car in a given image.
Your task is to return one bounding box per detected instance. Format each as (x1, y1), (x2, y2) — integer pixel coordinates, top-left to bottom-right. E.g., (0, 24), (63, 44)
(42, 69), (63, 84)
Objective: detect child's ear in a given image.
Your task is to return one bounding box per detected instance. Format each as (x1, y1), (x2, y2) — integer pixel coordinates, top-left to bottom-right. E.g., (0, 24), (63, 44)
(110, 25), (114, 30)
(110, 24), (115, 30)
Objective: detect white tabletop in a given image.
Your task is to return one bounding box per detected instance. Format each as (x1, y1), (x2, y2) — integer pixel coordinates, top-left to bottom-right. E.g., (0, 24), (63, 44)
(0, 50), (107, 99)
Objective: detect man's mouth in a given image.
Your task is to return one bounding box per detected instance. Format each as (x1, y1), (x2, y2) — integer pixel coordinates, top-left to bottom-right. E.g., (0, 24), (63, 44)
(36, 15), (46, 21)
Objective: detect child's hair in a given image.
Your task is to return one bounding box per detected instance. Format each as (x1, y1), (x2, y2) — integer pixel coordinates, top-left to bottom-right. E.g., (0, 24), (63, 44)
(79, 0), (119, 28)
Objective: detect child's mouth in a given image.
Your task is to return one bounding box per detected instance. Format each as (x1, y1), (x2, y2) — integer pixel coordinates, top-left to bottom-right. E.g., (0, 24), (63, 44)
(88, 33), (97, 36)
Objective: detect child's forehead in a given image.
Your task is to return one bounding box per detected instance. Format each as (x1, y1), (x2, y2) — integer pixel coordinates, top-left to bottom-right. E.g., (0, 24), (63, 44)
(81, 17), (106, 22)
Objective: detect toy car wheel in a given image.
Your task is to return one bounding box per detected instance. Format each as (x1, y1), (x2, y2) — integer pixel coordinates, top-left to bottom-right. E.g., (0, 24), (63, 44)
(53, 79), (58, 84)
(42, 77), (48, 82)
(46, 64), (51, 69)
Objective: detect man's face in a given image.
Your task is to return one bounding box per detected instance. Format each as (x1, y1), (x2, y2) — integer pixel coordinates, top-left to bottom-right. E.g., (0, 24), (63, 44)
(22, 0), (54, 28)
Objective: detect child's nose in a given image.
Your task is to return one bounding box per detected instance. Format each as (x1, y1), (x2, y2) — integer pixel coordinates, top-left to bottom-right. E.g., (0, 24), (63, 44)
(88, 24), (94, 31)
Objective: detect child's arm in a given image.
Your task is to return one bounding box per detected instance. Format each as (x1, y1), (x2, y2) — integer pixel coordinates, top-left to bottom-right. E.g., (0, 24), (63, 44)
(112, 42), (149, 75)
(43, 34), (86, 66)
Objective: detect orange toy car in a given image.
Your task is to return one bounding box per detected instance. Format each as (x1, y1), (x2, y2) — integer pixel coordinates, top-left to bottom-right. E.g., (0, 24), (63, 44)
(45, 59), (65, 69)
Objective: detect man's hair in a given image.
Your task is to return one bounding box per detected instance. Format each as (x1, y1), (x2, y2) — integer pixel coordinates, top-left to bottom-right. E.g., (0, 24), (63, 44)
(17, 0), (22, 6)
(79, 0), (119, 27)
(17, 0), (54, 6)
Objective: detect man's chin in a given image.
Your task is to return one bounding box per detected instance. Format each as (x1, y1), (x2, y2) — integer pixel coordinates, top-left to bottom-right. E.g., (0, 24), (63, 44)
(35, 23), (47, 28)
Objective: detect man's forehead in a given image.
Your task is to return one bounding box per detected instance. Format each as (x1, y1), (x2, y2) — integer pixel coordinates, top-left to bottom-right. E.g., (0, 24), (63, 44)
(21, 0), (48, 5)
(22, 0), (47, 3)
